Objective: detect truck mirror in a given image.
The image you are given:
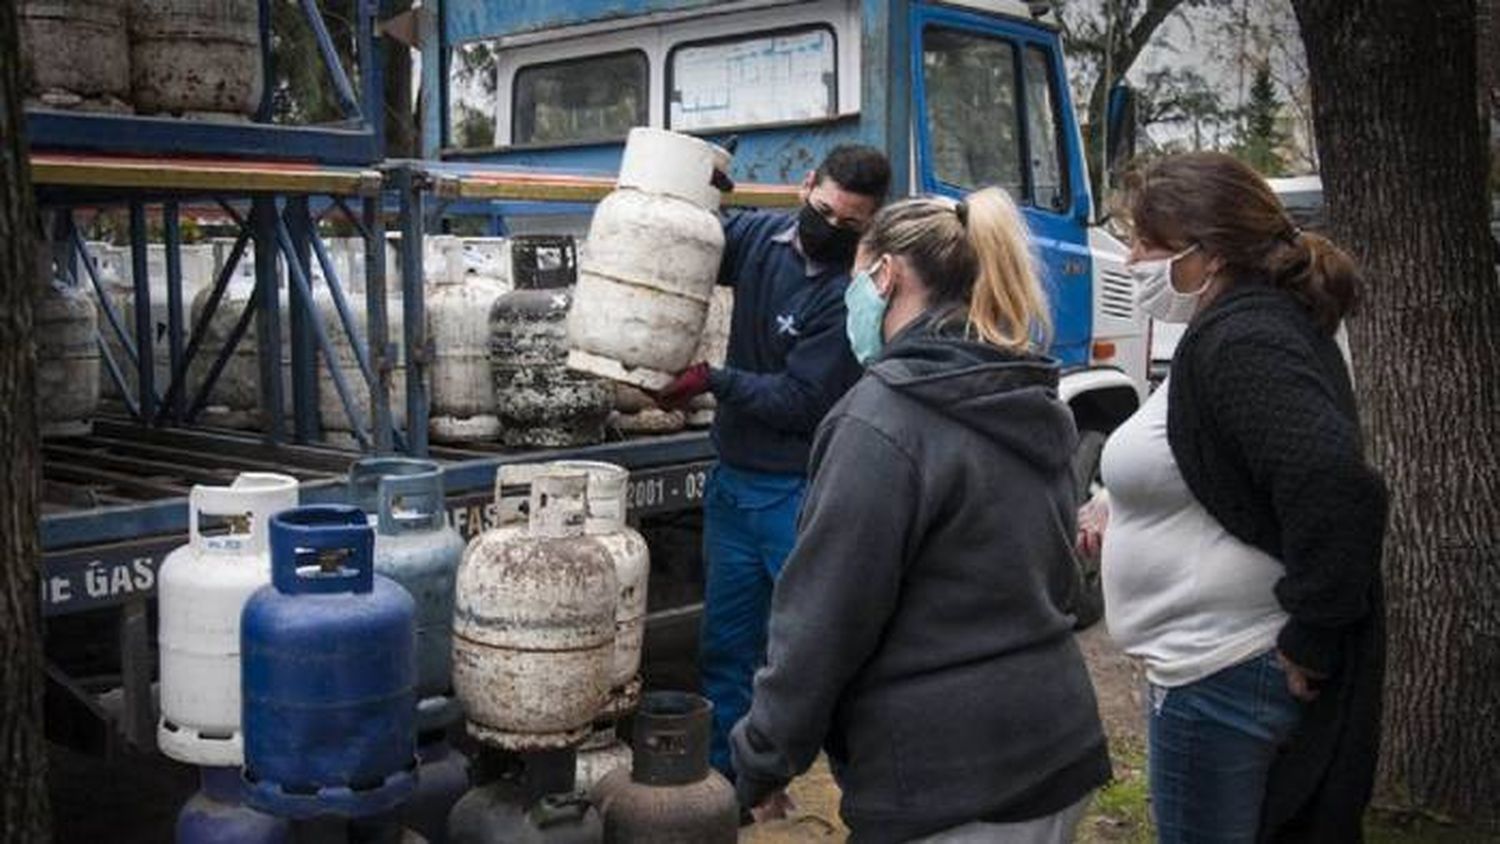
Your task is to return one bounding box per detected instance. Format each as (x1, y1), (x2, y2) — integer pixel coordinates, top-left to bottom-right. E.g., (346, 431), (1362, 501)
(1105, 82), (1138, 173)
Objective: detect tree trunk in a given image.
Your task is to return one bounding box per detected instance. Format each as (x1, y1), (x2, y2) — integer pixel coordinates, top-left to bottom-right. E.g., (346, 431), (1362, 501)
(1292, 0), (1500, 828)
(0, 2), (53, 841)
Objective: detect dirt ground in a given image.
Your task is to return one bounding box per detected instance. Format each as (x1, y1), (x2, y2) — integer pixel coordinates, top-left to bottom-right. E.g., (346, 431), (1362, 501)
(740, 625), (1151, 843)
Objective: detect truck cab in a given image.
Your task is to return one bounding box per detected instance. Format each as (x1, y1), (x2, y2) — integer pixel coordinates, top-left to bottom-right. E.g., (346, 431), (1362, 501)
(425, 0), (1146, 528)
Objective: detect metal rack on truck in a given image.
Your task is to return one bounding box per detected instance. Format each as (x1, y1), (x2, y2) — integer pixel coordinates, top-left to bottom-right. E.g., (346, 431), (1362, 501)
(26, 4), (792, 758)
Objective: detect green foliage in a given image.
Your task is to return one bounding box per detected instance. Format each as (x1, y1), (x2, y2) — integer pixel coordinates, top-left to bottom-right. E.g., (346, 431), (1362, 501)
(448, 41), (500, 149)
(452, 104), (496, 149)
(1079, 738), (1155, 843)
(1138, 66), (1227, 150)
(269, 0), (359, 125)
(1230, 64), (1290, 175)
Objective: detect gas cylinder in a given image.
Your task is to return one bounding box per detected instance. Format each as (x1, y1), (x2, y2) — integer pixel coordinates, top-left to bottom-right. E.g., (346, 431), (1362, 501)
(318, 289), (408, 447)
(548, 461), (648, 718)
(35, 270), (101, 438)
(489, 253), (611, 448)
(186, 267), (292, 429)
(241, 506), (418, 819)
(20, 0), (130, 111)
(687, 286), (733, 428)
(96, 243), (214, 402)
(130, 0), (263, 117)
(452, 472), (616, 750)
(448, 749), (601, 844)
(429, 237), (510, 443)
(394, 737), (472, 843)
(595, 692), (738, 843)
(158, 472), (300, 766)
(575, 727), (632, 794)
(347, 458), (466, 732)
(177, 766), (290, 844)
(461, 238), (511, 287)
(566, 128), (728, 390)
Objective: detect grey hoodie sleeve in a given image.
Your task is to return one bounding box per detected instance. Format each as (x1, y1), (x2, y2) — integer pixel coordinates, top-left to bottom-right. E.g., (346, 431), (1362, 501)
(729, 414), (919, 807)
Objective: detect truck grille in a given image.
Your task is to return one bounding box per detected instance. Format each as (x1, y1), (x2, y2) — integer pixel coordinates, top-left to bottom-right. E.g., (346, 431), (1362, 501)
(1099, 268), (1136, 320)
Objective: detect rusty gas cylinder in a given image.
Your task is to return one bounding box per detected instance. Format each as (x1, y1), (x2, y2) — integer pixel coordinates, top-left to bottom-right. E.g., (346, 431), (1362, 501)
(596, 692), (737, 843)
(452, 471), (616, 750)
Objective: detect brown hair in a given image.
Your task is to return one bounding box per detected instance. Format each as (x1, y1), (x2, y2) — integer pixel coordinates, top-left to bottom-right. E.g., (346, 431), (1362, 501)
(859, 187), (1051, 352)
(1125, 152), (1360, 331)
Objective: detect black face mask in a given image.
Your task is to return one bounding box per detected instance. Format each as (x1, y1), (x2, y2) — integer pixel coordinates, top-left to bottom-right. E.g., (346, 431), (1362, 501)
(798, 203), (861, 268)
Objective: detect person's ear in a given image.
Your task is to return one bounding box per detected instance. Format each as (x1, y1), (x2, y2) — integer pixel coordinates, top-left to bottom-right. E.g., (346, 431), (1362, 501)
(876, 255), (899, 298)
(798, 171), (817, 203)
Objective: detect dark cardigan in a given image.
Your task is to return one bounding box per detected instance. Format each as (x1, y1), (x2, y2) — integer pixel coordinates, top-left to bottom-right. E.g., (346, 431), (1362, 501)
(1167, 284), (1388, 843)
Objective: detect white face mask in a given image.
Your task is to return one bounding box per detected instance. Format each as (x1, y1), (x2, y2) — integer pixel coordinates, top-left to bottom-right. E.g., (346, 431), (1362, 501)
(1130, 244), (1211, 324)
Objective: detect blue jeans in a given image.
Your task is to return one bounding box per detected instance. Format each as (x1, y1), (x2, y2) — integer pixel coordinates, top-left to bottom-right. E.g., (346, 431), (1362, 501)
(698, 464), (806, 777)
(1149, 649), (1305, 843)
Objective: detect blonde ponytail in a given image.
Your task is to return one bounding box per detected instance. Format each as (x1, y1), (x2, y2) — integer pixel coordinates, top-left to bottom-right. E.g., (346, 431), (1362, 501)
(963, 187), (1051, 352)
(859, 188), (1051, 354)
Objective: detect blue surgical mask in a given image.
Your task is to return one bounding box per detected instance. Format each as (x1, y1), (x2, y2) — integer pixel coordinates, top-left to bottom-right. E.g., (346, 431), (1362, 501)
(845, 259), (890, 365)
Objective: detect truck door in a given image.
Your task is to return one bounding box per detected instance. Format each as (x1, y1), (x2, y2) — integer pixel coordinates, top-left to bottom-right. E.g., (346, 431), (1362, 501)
(911, 4), (1093, 366)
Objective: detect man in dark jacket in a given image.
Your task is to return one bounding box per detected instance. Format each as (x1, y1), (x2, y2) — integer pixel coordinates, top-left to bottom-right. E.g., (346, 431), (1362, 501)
(657, 144), (891, 776)
(729, 314), (1112, 842)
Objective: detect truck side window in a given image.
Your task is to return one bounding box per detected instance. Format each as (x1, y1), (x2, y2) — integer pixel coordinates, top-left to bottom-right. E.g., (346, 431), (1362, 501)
(1023, 46), (1068, 212)
(513, 51), (648, 145)
(668, 27), (837, 132)
(922, 28), (1022, 198)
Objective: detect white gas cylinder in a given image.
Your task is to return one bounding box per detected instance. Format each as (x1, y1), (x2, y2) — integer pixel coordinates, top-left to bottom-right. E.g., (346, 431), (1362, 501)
(157, 472), (300, 766)
(452, 471), (616, 750)
(429, 237), (510, 442)
(549, 461), (648, 718)
(567, 128), (728, 390)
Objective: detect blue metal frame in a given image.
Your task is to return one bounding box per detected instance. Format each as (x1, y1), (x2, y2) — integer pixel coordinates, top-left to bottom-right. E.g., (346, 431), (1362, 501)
(865, 0), (912, 197)
(393, 167), (432, 456)
(443, 0), (722, 43)
(127, 203), (157, 421)
(59, 195), (402, 451)
(25, 0), (384, 165)
(908, 2), (1093, 366)
(162, 203), (187, 422)
(286, 198), (319, 441)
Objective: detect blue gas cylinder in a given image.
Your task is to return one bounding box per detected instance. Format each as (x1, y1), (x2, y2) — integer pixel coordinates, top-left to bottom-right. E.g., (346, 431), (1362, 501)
(177, 766), (290, 844)
(347, 457), (467, 733)
(241, 505), (418, 819)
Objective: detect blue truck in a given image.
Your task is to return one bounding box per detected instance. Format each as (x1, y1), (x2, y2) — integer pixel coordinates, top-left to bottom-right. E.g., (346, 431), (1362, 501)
(421, 0), (1150, 619)
(424, 0), (1146, 461)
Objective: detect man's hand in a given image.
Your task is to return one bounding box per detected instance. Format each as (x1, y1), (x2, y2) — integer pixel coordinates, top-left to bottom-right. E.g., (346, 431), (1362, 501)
(657, 362), (712, 410)
(1276, 650), (1327, 702)
(750, 790), (796, 823)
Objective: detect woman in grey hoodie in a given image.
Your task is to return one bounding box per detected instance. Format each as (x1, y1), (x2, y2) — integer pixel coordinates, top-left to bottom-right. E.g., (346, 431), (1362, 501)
(730, 188), (1111, 842)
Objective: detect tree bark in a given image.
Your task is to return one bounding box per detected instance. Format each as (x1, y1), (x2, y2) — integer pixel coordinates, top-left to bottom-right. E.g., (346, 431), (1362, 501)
(1292, 0), (1500, 828)
(0, 2), (53, 841)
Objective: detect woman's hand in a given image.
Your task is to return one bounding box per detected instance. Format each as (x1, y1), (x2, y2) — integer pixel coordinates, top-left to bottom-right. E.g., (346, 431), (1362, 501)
(750, 790), (796, 823)
(1276, 650), (1328, 702)
(1076, 490), (1110, 561)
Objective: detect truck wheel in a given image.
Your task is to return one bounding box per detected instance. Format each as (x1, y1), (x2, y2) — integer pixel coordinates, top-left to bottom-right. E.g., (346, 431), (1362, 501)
(1069, 429), (1108, 630)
